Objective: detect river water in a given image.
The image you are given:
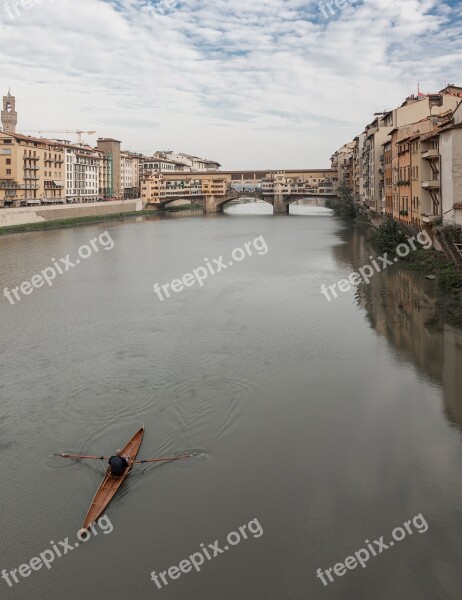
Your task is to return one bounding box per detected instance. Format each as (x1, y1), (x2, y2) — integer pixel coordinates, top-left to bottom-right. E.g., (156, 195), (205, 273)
(0, 200), (461, 599)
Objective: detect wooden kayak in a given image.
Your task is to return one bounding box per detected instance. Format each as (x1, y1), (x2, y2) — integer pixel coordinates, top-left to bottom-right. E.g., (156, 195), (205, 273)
(79, 426), (144, 536)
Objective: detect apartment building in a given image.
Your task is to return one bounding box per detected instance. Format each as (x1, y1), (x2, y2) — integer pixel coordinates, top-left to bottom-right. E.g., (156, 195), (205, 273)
(0, 131), (65, 207)
(98, 152), (111, 201)
(121, 151), (141, 199)
(362, 116), (395, 211)
(352, 134), (365, 203)
(385, 113), (455, 225)
(438, 103), (462, 225)
(62, 144), (101, 203)
(382, 140), (392, 215)
(331, 141), (355, 190)
(154, 151), (221, 172)
(395, 136), (412, 223)
(141, 156), (187, 175)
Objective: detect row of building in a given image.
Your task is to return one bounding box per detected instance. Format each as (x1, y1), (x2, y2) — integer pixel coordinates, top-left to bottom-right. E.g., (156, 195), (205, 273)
(0, 90), (221, 207)
(331, 85), (462, 226)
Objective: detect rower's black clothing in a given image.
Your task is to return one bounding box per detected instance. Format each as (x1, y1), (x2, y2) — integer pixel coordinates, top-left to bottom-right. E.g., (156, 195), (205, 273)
(109, 456), (128, 476)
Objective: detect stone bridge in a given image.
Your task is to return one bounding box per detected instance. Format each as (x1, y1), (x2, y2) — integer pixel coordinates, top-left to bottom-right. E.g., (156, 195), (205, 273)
(149, 190), (332, 214)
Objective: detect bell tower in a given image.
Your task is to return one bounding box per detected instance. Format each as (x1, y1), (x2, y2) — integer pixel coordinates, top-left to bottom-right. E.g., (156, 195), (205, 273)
(1, 89), (17, 133)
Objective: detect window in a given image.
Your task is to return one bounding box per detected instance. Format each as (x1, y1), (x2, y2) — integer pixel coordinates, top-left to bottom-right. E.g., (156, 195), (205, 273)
(6, 158), (11, 165)
(6, 169), (11, 175)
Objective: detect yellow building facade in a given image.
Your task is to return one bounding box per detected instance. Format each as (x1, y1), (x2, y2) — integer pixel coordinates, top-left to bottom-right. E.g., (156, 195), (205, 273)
(0, 131), (65, 207)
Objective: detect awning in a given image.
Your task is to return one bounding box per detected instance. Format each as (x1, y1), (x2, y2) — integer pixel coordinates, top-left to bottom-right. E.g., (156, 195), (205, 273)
(53, 180), (63, 187)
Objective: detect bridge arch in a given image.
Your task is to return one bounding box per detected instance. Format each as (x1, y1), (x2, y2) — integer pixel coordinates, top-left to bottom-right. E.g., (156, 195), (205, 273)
(157, 196), (203, 209)
(215, 191), (265, 210)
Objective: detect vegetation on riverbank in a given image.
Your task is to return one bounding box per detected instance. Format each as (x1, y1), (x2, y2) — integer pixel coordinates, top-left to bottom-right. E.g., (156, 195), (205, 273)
(373, 217), (462, 298)
(406, 248), (462, 295)
(374, 217), (409, 253)
(325, 186), (361, 219)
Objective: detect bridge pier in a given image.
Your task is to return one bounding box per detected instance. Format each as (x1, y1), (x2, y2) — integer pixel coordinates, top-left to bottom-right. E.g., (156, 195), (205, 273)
(273, 194), (289, 214)
(203, 195), (223, 213)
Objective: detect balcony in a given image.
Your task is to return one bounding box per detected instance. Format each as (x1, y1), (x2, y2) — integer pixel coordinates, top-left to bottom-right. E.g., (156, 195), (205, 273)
(0, 179), (19, 189)
(422, 180), (440, 189)
(422, 149), (439, 160)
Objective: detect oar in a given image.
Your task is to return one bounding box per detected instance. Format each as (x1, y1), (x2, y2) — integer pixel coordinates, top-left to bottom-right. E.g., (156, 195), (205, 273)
(59, 453), (195, 463)
(132, 454), (195, 464)
(60, 453), (110, 460)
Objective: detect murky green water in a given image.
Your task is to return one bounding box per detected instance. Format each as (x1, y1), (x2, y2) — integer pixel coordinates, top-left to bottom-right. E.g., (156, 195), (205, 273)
(0, 200), (461, 599)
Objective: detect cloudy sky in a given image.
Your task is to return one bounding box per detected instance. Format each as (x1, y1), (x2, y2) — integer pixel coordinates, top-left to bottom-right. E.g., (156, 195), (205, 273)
(0, 0), (461, 169)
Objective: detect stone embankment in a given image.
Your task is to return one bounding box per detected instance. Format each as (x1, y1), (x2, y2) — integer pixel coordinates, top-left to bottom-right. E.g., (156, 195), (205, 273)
(0, 200), (143, 228)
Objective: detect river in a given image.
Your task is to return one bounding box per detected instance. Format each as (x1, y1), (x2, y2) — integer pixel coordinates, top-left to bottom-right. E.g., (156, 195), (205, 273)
(0, 200), (461, 599)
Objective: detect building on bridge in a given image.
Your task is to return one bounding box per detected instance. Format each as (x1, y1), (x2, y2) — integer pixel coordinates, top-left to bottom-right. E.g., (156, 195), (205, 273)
(140, 170), (338, 213)
(140, 173), (228, 204)
(261, 173), (337, 197)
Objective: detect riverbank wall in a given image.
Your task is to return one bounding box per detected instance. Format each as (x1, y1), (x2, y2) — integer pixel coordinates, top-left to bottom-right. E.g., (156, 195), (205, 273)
(0, 200), (143, 228)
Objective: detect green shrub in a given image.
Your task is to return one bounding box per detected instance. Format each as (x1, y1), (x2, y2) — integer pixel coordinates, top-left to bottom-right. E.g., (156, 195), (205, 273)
(375, 218), (408, 253)
(326, 186), (359, 219)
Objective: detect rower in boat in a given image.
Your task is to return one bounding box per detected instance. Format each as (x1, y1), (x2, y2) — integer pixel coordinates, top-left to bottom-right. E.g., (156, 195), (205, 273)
(59, 429), (196, 532)
(108, 449), (131, 477)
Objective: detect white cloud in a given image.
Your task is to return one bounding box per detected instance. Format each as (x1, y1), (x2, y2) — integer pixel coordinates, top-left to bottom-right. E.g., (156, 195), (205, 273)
(0, 0), (460, 168)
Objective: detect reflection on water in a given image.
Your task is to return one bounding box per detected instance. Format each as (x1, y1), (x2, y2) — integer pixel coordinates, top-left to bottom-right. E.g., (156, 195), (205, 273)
(332, 224), (462, 431)
(224, 197), (332, 217)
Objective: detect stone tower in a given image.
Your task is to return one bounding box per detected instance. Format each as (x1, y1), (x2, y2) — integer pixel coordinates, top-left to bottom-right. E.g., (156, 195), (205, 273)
(1, 89), (17, 133)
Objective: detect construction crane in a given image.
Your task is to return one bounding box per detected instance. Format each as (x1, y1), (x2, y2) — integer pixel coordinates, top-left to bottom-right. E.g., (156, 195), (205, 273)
(22, 130), (96, 144)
